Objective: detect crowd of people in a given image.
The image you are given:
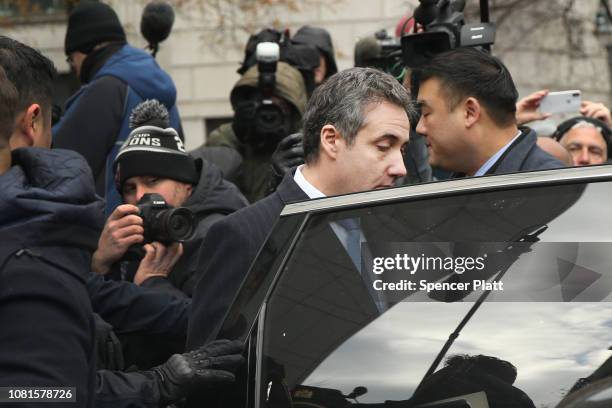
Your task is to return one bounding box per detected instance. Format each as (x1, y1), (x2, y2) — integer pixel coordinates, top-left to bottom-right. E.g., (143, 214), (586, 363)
(1, 1), (611, 407)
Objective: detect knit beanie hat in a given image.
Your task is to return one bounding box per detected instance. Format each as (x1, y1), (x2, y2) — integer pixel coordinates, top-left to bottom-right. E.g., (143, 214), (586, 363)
(65, 1), (127, 55)
(113, 100), (198, 192)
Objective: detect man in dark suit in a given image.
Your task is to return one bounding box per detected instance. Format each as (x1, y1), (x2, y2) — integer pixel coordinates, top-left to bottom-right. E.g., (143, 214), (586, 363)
(187, 67), (415, 348)
(415, 47), (565, 177)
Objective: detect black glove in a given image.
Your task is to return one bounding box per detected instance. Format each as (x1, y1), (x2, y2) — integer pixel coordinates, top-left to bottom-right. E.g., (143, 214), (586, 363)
(271, 132), (304, 176)
(266, 132), (304, 196)
(152, 339), (244, 405)
(93, 313), (125, 371)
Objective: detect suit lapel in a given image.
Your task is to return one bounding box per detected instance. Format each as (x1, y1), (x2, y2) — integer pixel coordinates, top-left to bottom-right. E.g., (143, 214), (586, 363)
(276, 171), (309, 205)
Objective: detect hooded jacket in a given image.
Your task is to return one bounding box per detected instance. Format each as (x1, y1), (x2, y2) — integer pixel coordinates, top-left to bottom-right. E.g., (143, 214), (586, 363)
(0, 147), (104, 407)
(118, 158), (248, 298)
(52, 44), (182, 217)
(113, 158), (247, 369)
(203, 62), (307, 203)
(292, 25), (338, 80)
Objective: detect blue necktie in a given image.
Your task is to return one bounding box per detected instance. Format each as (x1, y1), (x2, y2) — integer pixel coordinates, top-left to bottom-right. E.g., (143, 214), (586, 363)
(337, 218), (362, 272)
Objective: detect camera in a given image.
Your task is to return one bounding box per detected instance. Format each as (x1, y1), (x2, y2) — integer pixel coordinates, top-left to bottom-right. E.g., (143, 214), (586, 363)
(233, 41), (299, 153)
(136, 193), (195, 244)
(238, 28), (319, 95)
(254, 42), (287, 142)
(354, 29), (406, 82)
(401, 0), (496, 68)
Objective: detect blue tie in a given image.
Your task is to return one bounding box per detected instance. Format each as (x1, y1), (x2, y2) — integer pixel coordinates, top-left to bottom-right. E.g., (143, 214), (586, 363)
(338, 218), (362, 272)
(336, 218), (388, 313)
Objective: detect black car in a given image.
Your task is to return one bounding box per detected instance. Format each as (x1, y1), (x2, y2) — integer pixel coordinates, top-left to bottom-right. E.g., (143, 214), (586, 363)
(212, 166), (612, 408)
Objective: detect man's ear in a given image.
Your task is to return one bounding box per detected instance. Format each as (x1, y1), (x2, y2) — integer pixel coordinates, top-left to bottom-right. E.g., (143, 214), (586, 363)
(464, 97), (481, 128)
(185, 183), (194, 197)
(13, 104), (42, 147)
(319, 124), (342, 160)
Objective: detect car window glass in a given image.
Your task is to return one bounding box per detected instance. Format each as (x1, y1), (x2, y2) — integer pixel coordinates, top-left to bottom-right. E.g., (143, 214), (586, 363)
(261, 181), (612, 408)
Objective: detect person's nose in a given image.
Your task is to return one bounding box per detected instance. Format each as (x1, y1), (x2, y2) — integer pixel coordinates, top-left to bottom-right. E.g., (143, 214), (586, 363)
(576, 148), (591, 166)
(416, 116), (426, 136)
(389, 149), (408, 179)
(135, 185), (151, 203)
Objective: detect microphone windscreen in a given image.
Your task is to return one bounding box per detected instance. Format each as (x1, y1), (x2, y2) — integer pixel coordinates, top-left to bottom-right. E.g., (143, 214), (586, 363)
(129, 99), (170, 129)
(141, 1), (175, 45)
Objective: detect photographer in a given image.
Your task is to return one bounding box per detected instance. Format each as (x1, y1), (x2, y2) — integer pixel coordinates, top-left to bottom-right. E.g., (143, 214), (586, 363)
(552, 115), (612, 166)
(203, 59), (308, 203)
(92, 99), (247, 297)
(516, 90), (612, 166)
(0, 34), (245, 407)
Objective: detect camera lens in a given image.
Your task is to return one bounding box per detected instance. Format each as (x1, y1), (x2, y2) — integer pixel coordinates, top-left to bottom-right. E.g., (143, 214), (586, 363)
(257, 103), (284, 131)
(149, 207), (195, 243)
(165, 208), (195, 241)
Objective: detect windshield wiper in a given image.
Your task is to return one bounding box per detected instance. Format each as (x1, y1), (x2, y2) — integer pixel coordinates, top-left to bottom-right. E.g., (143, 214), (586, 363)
(414, 224), (549, 392)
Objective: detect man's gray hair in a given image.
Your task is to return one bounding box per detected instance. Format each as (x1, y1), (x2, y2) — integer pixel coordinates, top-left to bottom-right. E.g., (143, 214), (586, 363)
(302, 67), (415, 163)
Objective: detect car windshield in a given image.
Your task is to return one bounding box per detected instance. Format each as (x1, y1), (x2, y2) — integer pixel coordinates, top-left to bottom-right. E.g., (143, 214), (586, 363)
(260, 179), (612, 408)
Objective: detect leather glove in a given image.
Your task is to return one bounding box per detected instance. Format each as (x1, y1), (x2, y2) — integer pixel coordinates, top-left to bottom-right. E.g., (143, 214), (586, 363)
(272, 132), (304, 177)
(152, 339), (244, 405)
(267, 132), (304, 196)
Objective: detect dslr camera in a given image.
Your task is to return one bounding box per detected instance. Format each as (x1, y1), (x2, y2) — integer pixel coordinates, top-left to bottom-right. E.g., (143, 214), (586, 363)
(136, 193), (195, 244)
(401, 0), (496, 68)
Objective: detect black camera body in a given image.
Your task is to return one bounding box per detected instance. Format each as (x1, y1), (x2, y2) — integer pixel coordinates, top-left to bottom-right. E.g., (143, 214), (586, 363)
(136, 193), (195, 244)
(401, 0), (496, 68)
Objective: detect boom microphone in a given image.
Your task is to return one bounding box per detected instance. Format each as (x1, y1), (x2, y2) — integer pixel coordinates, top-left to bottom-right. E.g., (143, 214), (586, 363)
(140, 1), (175, 57)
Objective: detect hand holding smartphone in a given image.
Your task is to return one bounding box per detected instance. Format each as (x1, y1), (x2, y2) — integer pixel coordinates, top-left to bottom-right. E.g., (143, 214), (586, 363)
(539, 90), (582, 114)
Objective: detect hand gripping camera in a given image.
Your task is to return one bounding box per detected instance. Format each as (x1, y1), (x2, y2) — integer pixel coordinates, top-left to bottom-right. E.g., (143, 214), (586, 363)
(136, 193), (195, 244)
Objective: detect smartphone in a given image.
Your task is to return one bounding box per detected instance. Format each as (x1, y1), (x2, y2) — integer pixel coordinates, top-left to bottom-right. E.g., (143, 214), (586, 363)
(539, 90), (582, 114)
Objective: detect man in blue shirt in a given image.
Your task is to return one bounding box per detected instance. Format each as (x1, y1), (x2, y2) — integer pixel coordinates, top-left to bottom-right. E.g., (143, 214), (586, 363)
(53, 1), (182, 216)
(415, 47), (564, 177)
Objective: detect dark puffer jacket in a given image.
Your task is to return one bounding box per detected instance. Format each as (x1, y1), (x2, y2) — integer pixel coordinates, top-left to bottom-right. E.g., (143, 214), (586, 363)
(0, 147), (104, 407)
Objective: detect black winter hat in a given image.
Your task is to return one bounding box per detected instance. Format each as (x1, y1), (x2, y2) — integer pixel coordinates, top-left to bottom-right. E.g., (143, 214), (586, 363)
(113, 99), (197, 192)
(65, 1), (126, 55)
(113, 125), (199, 193)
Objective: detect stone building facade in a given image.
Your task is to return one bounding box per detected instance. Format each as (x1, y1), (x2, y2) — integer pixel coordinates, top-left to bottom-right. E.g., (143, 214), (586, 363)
(2, 0), (611, 147)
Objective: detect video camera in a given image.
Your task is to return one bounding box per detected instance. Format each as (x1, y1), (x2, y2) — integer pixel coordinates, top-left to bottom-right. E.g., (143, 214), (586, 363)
(354, 29), (406, 82)
(401, 0), (496, 68)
